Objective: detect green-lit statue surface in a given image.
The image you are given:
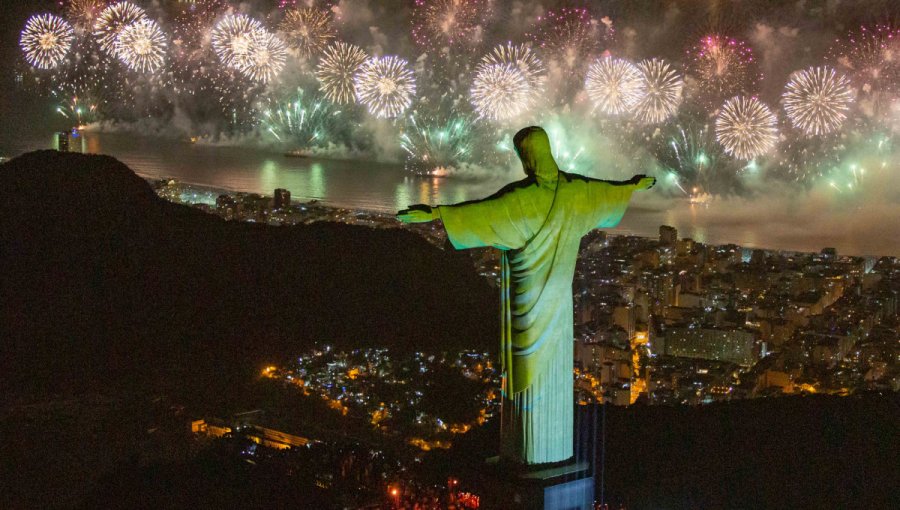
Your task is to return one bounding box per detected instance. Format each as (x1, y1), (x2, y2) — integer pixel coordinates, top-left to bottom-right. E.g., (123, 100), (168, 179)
(398, 126), (655, 465)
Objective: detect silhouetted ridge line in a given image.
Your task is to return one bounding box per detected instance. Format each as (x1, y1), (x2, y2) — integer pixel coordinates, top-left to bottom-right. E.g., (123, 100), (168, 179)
(0, 151), (497, 399)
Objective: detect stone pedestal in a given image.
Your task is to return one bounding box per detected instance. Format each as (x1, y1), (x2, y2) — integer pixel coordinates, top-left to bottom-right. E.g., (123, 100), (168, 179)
(481, 458), (594, 510)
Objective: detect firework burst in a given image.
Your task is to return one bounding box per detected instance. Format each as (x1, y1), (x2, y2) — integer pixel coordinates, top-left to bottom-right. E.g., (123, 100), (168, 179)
(411, 0), (491, 49)
(634, 58), (684, 124)
(585, 57), (644, 115)
(94, 2), (147, 57)
(115, 19), (167, 73)
(66, 0), (109, 32)
(56, 95), (99, 126)
(238, 30), (287, 83)
(400, 109), (477, 175)
(481, 43), (545, 91)
(715, 96), (778, 160)
(654, 123), (730, 195)
(544, 122), (586, 173)
(828, 25), (900, 118)
(783, 66), (854, 136)
(279, 7), (336, 59)
(20, 14), (75, 70)
(211, 13), (264, 70)
(262, 89), (342, 147)
(687, 35), (760, 107)
(354, 56), (416, 118)
(527, 8), (612, 71)
(470, 43), (544, 121)
(171, 0), (225, 49)
(315, 42), (368, 105)
(47, 32), (129, 118)
(470, 64), (531, 121)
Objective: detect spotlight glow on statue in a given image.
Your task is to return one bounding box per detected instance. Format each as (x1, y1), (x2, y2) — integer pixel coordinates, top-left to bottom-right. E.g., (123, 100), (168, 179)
(397, 126), (655, 465)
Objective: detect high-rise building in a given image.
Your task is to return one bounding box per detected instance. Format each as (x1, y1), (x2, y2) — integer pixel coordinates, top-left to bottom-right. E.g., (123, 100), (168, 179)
(216, 194), (238, 220)
(750, 249), (767, 267)
(274, 188), (291, 210)
(664, 326), (758, 366)
(659, 225), (677, 246)
(57, 131), (70, 152)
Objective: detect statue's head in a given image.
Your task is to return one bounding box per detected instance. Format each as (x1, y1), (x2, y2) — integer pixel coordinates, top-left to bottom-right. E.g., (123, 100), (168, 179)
(513, 126), (559, 184)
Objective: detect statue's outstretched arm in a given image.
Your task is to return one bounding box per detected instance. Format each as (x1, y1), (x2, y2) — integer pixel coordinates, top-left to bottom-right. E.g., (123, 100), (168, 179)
(396, 204), (441, 224)
(584, 174), (655, 230)
(584, 174), (656, 190)
(627, 174), (657, 190)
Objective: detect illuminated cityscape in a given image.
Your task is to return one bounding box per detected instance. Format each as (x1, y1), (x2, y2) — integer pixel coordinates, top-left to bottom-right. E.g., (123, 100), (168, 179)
(155, 181), (898, 506)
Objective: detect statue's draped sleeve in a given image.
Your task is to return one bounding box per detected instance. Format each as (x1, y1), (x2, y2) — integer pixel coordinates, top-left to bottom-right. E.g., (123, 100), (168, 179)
(584, 179), (637, 231)
(436, 187), (531, 251)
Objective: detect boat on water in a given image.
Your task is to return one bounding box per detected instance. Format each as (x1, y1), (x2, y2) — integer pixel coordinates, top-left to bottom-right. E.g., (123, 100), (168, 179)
(284, 149), (314, 158)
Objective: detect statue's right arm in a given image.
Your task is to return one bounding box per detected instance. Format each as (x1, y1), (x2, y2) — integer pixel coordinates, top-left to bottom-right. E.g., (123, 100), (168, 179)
(431, 184), (528, 251)
(396, 204), (441, 223)
(628, 175), (657, 190)
(583, 174), (656, 190)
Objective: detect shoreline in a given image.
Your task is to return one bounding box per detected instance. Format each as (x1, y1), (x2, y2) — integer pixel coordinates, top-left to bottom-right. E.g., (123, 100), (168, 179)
(151, 176), (898, 260)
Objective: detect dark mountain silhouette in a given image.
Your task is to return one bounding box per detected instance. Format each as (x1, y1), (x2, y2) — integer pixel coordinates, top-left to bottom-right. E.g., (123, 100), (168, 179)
(0, 150), (497, 402)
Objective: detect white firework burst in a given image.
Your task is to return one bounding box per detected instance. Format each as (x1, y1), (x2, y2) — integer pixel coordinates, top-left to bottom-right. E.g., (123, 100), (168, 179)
(634, 58), (684, 124)
(211, 13), (264, 70)
(470, 43), (545, 121)
(782, 66), (854, 136)
(585, 57), (645, 115)
(715, 96), (779, 160)
(115, 19), (167, 73)
(470, 63), (531, 121)
(315, 42), (369, 105)
(20, 14), (75, 70)
(481, 43), (545, 93)
(354, 56), (416, 118)
(239, 30), (287, 84)
(94, 2), (147, 57)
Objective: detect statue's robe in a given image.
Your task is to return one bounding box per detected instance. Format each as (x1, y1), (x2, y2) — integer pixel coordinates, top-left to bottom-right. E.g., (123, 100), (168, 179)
(437, 172), (636, 464)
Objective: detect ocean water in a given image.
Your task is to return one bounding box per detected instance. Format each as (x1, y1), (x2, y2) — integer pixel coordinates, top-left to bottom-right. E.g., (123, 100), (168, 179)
(1, 129), (897, 257)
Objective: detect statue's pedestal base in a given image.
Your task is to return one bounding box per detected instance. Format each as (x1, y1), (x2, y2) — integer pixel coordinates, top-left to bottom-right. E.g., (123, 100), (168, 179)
(481, 458), (594, 510)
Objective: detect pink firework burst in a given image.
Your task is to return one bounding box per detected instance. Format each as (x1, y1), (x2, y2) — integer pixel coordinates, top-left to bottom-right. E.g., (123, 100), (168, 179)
(686, 34), (761, 108)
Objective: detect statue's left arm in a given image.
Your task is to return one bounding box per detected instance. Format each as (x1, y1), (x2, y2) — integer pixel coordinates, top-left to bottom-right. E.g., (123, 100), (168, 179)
(584, 174), (656, 230)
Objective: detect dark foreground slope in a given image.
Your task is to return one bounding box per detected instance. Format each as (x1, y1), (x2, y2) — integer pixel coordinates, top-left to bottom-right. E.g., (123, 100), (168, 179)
(445, 394), (899, 510)
(0, 151), (496, 401)
(62, 394), (900, 510)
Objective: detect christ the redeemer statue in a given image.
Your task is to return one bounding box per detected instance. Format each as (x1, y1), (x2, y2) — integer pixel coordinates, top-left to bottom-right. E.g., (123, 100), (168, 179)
(397, 126), (655, 465)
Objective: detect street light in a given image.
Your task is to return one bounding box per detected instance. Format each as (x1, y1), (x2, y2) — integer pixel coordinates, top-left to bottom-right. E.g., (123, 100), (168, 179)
(389, 486), (400, 508)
